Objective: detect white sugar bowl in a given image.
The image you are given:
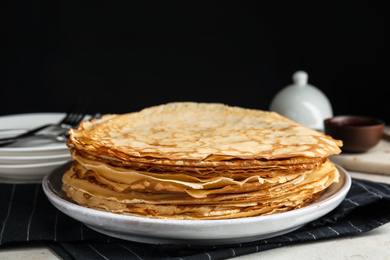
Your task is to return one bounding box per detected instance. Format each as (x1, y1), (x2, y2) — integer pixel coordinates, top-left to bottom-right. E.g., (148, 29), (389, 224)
(269, 71), (333, 131)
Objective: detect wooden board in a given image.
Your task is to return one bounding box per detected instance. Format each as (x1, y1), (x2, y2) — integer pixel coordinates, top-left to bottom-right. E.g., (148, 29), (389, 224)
(330, 137), (390, 175)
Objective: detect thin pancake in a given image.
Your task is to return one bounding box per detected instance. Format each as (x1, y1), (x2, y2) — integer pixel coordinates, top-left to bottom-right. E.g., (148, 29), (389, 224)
(68, 102), (342, 163)
(62, 102), (342, 220)
(62, 161), (337, 219)
(71, 149), (327, 177)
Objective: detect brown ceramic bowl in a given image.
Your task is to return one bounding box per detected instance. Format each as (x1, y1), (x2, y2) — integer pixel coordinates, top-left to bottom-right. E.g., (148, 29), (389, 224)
(324, 115), (385, 153)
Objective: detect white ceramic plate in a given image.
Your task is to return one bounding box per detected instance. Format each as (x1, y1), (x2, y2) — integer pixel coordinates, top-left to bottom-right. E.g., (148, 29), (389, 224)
(0, 113), (69, 156)
(0, 153), (70, 164)
(43, 164), (351, 245)
(0, 160), (71, 180)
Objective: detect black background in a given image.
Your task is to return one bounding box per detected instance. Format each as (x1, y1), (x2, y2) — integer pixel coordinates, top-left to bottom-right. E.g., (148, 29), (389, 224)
(2, 1), (389, 123)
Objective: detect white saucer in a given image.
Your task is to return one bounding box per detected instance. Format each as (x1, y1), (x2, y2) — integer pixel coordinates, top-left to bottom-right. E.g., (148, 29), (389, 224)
(0, 153), (70, 164)
(0, 160), (70, 180)
(0, 113), (69, 156)
(43, 163), (351, 245)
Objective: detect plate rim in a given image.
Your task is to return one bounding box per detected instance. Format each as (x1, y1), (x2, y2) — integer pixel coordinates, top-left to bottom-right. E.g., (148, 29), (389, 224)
(0, 153), (70, 162)
(0, 112), (64, 123)
(0, 112), (68, 153)
(43, 163), (351, 244)
(0, 159), (70, 169)
(0, 152), (70, 159)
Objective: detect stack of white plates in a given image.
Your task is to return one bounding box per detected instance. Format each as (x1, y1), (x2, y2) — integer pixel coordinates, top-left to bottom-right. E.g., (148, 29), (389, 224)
(0, 113), (72, 181)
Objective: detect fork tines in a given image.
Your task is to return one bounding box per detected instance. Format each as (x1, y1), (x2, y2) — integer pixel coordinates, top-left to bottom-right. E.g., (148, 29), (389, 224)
(60, 101), (90, 127)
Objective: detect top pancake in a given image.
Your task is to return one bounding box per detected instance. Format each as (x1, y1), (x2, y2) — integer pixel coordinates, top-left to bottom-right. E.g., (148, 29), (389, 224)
(68, 102), (342, 162)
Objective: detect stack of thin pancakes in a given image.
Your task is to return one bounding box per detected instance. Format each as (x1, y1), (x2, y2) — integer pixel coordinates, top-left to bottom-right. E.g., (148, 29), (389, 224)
(63, 102), (342, 220)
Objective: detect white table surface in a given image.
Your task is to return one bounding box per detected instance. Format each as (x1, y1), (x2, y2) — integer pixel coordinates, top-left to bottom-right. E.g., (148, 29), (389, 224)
(0, 171), (389, 260)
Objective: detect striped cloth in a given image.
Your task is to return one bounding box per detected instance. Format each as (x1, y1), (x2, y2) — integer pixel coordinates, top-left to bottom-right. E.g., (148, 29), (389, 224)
(1, 178), (390, 260)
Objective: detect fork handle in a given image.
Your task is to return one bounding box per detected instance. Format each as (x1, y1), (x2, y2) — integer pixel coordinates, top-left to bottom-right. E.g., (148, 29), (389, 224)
(0, 124), (52, 144)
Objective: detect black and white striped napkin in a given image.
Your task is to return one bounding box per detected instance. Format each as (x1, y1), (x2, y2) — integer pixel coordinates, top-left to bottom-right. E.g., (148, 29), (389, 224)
(1, 178), (389, 260)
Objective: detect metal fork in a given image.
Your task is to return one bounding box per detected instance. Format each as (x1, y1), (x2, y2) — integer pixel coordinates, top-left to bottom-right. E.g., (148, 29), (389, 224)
(0, 102), (90, 146)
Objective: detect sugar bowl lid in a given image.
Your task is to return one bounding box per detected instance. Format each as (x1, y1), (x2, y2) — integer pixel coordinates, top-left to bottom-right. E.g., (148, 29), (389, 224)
(269, 71), (333, 131)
